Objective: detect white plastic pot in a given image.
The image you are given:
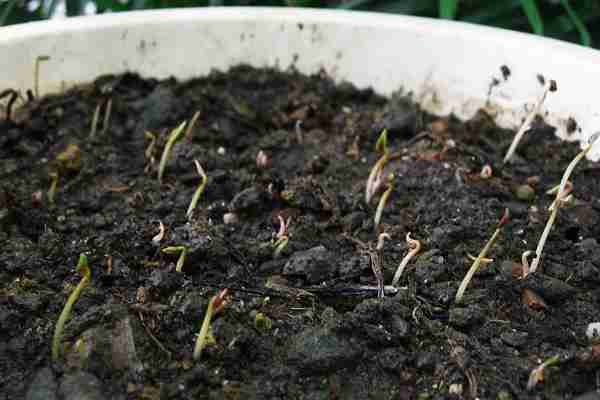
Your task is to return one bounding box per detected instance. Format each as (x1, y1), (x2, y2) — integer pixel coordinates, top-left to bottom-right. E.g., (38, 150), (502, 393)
(1, 8), (600, 158)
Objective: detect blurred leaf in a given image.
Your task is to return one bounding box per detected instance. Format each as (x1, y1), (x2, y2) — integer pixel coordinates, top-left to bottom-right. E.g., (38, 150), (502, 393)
(559, 0), (591, 46)
(439, 0), (457, 19)
(0, 0), (18, 25)
(519, 0), (544, 34)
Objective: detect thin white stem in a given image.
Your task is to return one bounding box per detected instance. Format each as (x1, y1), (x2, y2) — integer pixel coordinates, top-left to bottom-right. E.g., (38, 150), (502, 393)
(503, 81), (553, 163)
(392, 233), (421, 286)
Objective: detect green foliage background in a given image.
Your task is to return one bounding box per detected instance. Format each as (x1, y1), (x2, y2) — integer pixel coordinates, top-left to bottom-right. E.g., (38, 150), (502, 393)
(1, 0), (599, 49)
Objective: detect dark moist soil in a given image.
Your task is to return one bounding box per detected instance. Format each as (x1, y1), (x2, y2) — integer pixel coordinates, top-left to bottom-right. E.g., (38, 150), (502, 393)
(2, 65), (600, 400)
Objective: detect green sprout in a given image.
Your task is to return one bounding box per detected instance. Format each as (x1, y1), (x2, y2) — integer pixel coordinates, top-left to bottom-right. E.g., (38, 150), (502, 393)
(272, 215), (291, 259)
(455, 208), (509, 304)
(89, 102), (102, 139)
(162, 246), (187, 273)
(34, 55), (50, 99)
(193, 289), (228, 360)
(52, 254), (91, 362)
(373, 173), (394, 230)
(47, 172), (59, 205)
(186, 160), (208, 220)
(254, 312), (272, 331)
(526, 132), (599, 275)
(503, 79), (557, 163)
(365, 129), (389, 204)
(158, 121), (187, 184)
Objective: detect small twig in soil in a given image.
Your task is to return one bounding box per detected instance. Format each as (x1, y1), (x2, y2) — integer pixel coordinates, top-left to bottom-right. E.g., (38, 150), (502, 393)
(392, 233), (422, 286)
(162, 246), (187, 273)
(186, 160), (208, 220)
(52, 254), (91, 362)
(455, 208), (509, 304)
(158, 121), (187, 184)
(503, 79), (557, 163)
(34, 55), (50, 99)
(193, 288), (228, 360)
(527, 132), (599, 275)
(138, 312), (172, 359)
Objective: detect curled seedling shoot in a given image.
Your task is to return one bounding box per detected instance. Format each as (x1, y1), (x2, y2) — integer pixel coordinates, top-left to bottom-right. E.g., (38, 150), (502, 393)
(152, 221), (165, 246)
(162, 246), (187, 273)
(47, 172), (59, 205)
(273, 215), (291, 259)
(0, 89), (19, 121)
(374, 173), (394, 230)
(193, 288), (228, 360)
(455, 208), (510, 304)
(503, 79), (557, 163)
(527, 133), (599, 275)
(527, 355), (561, 391)
(184, 110), (201, 142)
(520, 250), (535, 278)
(392, 233), (422, 286)
(186, 160), (208, 220)
(34, 55), (50, 99)
(158, 121), (187, 184)
(366, 129), (389, 204)
(52, 254), (91, 362)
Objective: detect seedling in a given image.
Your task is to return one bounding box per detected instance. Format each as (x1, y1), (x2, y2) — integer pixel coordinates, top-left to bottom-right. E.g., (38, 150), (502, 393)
(373, 173), (394, 230)
(152, 221), (165, 246)
(193, 288), (228, 360)
(0, 89), (18, 121)
(157, 121), (187, 184)
(480, 164), (492, 179)
(455, 208), (509, 304)
(89, 102), (102, 138)
(527, 355), (560, 391)
(273, 215), (291, 259)
(527, 132), (599, 275)
(366, 129), (389, 204)
(256, 150), (270, 169)
(373, 232), (390, 299)
(162, 246), (187, 273)
(186, 160), (208, 220)
(34, 55), (50, 99)
(503, 78), (557, 163)
(184, 110), (201, 142)
(52, 254), (91, 362)
(47, 172), (59, 205)
(101, 98), (112, 136)
(392, 233), (422, 286)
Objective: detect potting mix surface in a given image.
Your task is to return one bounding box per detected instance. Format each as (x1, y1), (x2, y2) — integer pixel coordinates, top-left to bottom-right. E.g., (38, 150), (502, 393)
(2, 65), (600, 399)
